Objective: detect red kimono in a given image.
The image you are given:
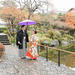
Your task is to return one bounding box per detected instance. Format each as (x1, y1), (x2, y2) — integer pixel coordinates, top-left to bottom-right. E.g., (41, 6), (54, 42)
(26, 34), (39, 59)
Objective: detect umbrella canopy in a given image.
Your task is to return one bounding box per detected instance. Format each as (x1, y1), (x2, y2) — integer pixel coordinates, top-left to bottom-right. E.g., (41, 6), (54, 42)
(18, 19), (36, 25)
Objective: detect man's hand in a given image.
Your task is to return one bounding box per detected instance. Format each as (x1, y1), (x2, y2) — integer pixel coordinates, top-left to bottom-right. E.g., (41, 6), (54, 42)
(18, 41), (21, 45)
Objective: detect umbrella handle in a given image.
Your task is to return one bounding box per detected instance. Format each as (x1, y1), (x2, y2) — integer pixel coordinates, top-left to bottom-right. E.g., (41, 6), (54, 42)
(24, 37), (25, 40)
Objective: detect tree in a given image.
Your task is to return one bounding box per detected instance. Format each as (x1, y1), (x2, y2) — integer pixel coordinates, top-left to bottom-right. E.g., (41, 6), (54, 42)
(0, 43), (5, 57)
(0, 7), (26, 41)
(0, 0), (17, 8)
(15, 0), (50, 19)
(58, 13), (65, 22)
(66, 8), (75, 29)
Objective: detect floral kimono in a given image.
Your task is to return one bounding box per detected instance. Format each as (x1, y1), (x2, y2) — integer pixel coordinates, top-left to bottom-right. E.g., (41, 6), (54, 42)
(26, 34), (39, 59)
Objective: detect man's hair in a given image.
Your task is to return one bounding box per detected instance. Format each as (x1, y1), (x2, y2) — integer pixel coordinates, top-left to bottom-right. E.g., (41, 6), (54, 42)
(21, 25), (25, 28)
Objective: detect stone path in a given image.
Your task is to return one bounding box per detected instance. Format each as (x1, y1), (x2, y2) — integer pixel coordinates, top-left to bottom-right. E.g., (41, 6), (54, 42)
(0, 45), (75, 75)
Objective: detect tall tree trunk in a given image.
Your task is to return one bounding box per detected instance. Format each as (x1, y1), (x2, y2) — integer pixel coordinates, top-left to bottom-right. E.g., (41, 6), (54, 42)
(28, 14), (31, 19)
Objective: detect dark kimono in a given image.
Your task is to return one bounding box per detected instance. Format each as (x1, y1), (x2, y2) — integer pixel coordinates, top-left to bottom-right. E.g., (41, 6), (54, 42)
(16, 30), (29, 49)
(16, 30), (29, 58)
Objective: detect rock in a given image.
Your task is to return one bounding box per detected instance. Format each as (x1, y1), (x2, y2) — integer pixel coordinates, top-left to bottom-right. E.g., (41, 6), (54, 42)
(61, 41), (70, 47)
(70, 39), (75, 44)
(50, 39), (59, 47)
(69, 67), (75, 71)
(42, 40), (50, 45)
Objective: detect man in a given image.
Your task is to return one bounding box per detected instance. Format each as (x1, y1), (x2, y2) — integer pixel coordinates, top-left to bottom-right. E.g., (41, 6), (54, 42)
(16, 25), (29, 59)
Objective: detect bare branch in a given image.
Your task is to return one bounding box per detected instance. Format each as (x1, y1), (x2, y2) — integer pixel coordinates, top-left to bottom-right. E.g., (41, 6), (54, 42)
(15, 0), (50, 19)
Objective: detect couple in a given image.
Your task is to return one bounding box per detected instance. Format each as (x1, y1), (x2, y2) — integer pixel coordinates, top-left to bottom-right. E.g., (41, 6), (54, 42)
(16, 25), (39, 60)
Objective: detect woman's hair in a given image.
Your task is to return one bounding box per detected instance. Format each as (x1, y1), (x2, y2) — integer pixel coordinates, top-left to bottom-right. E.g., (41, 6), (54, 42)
(33, 30), (37, 34)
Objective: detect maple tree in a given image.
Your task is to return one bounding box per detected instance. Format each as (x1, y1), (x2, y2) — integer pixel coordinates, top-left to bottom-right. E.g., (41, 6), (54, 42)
(0, 43), (5, 57)
(66, 8), (75, 29)
(0, 7), (26, 41)
(15, 0), (49, 19)
(0, 7), (26, 30)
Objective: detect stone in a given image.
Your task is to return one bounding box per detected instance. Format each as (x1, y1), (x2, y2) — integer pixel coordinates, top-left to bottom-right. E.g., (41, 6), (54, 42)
(50, 39), (59, 47)
(42, 40), (50, 45)
(0, 45), (74, 75)
(70, 39), (75, 44)
(61, 41), (70, 47)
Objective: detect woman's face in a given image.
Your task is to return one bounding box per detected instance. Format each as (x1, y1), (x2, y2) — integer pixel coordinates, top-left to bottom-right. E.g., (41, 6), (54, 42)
(32, 31), (35, 34)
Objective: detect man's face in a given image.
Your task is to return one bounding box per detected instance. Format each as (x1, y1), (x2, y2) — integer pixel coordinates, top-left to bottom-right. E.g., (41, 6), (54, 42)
(23, 26), (27, 30)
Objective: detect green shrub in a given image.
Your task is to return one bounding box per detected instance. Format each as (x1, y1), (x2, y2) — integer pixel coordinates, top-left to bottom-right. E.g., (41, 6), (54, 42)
(0, 28), (8, 33)
(47, 29), (62, 40)
(63, 34), (74, 40)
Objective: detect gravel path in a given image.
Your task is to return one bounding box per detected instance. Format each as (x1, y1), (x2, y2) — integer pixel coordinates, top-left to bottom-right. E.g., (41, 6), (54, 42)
(0, 45), (75, 75)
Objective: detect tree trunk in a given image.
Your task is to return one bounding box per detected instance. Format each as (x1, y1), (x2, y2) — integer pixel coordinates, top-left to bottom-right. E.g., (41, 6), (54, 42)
(28, 14), (31, 19)
(28, 12), (33, 19)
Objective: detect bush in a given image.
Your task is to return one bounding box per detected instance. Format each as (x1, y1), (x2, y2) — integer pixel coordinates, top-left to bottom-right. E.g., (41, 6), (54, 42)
(0, 43), (5, 57)
(63, 34), (74, 40)
(47, 29), (62, 40)
(0, 28), (8, 33)
(69, 29), (75, 36)
(39, 36), (52, 45)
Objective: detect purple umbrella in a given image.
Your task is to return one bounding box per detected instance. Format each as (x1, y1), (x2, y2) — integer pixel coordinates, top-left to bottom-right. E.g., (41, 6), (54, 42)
(18, 19), (36, 25)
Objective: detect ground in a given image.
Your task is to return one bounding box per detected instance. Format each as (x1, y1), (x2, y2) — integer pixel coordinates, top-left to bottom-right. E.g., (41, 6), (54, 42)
(0, 45), (75, 75)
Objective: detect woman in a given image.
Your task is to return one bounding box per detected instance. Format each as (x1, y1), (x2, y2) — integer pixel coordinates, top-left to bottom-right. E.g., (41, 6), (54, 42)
(26, 30), (39, 60)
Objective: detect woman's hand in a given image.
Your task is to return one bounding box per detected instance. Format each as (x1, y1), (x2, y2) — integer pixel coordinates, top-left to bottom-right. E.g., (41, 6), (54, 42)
(27, 42), (29, 47)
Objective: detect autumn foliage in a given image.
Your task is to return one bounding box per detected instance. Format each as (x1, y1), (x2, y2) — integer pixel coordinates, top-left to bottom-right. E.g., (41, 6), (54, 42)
(0, 43), (5, 57)
(66, 8), (75, 29)
(0, 7), (41, 23)
(0, 7), (26, 24)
